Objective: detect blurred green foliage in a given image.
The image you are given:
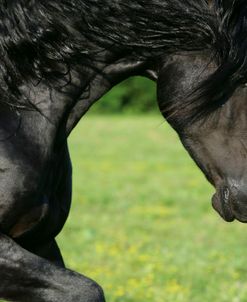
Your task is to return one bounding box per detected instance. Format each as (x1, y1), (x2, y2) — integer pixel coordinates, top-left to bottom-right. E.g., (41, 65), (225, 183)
(91, 77), (157, 114)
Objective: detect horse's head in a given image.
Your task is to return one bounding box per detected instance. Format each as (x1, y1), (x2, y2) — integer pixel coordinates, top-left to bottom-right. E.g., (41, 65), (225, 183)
(157, 53), (247, 223)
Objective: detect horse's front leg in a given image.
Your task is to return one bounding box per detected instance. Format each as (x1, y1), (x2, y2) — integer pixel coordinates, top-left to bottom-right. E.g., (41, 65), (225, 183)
(0, 233), (105, 302)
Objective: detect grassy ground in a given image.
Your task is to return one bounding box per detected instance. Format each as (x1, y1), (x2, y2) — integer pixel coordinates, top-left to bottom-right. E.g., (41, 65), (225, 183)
(2, 115), (247, 302)
(56, 115), (247, 302)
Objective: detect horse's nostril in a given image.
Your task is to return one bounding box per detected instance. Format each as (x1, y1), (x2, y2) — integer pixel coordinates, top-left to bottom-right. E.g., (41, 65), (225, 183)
(211, 190), (235, 222)
(221, 186), (230, 205)
(216, 183), (247, 223)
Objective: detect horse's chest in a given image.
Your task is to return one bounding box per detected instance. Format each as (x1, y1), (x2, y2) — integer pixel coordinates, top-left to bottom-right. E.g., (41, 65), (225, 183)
(0, 142), (72, 243)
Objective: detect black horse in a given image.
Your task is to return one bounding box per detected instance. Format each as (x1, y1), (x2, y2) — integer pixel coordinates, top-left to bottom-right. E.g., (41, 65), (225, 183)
(0, 0), (246, 301)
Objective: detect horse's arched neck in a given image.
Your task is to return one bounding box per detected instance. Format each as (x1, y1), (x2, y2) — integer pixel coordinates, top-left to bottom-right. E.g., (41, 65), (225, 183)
(65, 55), (157, 135)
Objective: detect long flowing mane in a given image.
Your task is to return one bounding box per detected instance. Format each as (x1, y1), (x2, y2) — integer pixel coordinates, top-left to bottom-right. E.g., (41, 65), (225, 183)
(0, 0), (246, 122)
(171, 0), (247, 126)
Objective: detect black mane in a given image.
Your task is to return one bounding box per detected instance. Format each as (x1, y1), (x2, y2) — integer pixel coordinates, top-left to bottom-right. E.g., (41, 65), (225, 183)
(166, 0), (247, 127)
(0, 0), (246, 123)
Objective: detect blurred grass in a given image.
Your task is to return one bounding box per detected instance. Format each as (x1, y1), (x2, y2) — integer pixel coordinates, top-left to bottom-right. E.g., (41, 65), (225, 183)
(2, 114), (247, 302)
(57, 115), (247, 302)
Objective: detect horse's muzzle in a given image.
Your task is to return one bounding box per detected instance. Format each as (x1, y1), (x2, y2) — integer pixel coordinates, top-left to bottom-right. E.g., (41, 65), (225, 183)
(212, 185), (247, 223)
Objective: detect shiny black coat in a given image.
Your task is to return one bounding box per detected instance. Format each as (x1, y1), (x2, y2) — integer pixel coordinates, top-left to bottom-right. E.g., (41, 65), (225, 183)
(0, 1), (246, 301)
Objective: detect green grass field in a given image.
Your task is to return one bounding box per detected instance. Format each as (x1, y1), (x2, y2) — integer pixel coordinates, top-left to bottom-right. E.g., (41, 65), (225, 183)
(56, 115), (247, 302)
(2, 115), (247, 302)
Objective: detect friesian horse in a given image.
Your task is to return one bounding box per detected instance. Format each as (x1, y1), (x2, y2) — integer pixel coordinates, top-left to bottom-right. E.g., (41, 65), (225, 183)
(0, 0), (246, 301)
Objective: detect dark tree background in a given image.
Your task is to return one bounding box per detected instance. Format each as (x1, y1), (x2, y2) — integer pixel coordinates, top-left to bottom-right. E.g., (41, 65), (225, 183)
(91, 77), (157, 114)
